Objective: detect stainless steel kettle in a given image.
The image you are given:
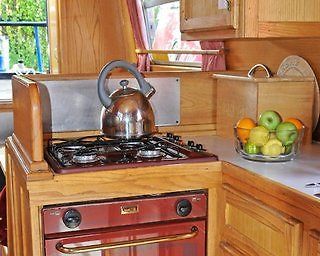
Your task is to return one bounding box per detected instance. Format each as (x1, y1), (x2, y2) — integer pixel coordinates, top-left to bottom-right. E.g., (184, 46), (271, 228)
(97, 60), (156, 139)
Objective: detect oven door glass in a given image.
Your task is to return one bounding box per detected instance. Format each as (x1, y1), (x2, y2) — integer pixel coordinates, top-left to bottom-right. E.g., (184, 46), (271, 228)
(45, 220), (206, 256)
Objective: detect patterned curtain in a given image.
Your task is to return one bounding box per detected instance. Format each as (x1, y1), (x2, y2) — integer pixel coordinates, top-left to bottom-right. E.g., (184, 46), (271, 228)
(200, 41), (226, 71)
(126, 0), (150, 71)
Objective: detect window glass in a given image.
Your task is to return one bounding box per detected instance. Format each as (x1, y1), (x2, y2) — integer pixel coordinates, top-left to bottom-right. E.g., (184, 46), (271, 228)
(0, 0), (49, 73)
(143, 0), (201, 66)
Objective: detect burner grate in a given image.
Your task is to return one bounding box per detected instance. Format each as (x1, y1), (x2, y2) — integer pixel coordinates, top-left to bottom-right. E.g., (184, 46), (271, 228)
(45, 134), (218, 174)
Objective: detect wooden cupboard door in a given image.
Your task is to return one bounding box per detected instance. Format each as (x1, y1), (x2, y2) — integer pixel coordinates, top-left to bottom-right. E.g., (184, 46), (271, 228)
(220, 241), (248, 255)
(245, 0), (320, 37)
(308, 230), (320, 256)
(222, 184), (303, 256)
(180, 0), (239, 32)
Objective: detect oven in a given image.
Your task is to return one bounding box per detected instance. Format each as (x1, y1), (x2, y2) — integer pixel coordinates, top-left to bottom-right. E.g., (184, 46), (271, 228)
(42, 190), (207, 256)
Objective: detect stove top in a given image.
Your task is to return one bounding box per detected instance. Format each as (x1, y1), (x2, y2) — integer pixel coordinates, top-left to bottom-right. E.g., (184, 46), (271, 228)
(45, 133), (218, 174)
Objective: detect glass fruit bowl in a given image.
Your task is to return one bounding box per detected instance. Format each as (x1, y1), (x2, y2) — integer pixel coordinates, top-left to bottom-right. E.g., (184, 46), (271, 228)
(234, 126), (305, 162)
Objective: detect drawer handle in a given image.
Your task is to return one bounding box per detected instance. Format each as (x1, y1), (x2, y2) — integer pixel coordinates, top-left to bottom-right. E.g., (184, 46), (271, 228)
(55, 226), (199, 254)
(248, 63), (273, 78)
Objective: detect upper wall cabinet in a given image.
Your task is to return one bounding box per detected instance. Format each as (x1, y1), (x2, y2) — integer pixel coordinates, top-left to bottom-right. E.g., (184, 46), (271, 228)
(180, 0), (320, 40)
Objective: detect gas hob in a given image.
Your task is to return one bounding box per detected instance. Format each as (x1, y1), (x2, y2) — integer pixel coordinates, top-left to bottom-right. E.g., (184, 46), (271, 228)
(45, 133), (218, 174)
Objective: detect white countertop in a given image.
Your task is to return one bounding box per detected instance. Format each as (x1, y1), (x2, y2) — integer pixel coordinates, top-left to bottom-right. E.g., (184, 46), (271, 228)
(189, 135), (320, 200)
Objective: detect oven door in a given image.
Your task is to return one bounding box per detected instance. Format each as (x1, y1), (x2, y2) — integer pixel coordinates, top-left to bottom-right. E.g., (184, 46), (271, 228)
(45, 220), (206, 256)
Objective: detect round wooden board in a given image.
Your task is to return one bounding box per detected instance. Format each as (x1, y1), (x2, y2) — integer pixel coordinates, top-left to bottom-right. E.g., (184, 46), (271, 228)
(277, 55), (319, 131)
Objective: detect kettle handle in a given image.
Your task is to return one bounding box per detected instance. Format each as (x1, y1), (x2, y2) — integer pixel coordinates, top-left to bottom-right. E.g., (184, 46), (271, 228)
(97, 60), (156, 108)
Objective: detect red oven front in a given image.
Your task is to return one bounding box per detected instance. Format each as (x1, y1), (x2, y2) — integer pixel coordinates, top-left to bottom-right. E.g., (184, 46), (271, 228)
(42, 191), (207, 256)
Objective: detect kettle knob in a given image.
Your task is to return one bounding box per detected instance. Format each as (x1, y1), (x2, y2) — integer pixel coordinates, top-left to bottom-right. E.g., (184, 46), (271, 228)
(120, 80), (129, 90)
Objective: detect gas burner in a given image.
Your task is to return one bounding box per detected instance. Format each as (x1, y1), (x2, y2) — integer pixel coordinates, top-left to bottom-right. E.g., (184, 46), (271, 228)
(96, 145), (120, 153)
(73, 152), (98, 164)
(60, 145), (85, 152)
(119, 141), (145, 151)
(137, 149), (164, 159)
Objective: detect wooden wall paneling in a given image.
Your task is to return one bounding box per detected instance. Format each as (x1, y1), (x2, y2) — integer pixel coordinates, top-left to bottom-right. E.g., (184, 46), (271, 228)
(243, 0), (258, 37)
(146, 71), (217, 135)
(225, 39), (320, 78)
(179, 72), (216, 125)
(258, 0), (320, 22)
(216, 78), (258, 138)
(47, 0), (59, 73)
(48, 0), (136, 74)
(258, 23), (320, 37)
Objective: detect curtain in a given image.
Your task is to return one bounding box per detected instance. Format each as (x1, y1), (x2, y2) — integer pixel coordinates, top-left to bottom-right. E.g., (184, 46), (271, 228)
(0, 187), (6, 246)
(200, 41), (226, 71)
(126, 0), (150, 72)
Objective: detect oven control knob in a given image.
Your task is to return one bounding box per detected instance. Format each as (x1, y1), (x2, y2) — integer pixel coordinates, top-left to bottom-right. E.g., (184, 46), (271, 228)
(196, 144), (204, 151)
(63, 209), (82, 229)
(173, 135), (181, 141)
(187, 140), (195, 147)
(166, 132), (174, 138)
(176, 199), (192, 217)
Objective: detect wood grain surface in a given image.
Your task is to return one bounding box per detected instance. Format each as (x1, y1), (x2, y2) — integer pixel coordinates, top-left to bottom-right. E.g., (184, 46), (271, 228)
(224, 38), (320, 140)
(47, 0), (136, 74)
(12, 76), (44, 162)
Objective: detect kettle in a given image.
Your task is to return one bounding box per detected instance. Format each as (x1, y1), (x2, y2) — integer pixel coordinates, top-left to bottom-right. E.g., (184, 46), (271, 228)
(97, 60), (156, 139)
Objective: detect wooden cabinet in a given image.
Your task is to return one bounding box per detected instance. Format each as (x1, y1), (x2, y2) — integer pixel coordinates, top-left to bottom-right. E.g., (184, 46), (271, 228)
(220, 241), (247, 255)
(221, 184), (303, 256)
(309, 230), (320, 256)
(180, 0), (239, 32)
(180, 0), (320, 40)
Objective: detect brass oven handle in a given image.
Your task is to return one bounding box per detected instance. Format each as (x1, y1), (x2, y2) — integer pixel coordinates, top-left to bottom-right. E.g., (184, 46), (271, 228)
(56, 226), (199, 254)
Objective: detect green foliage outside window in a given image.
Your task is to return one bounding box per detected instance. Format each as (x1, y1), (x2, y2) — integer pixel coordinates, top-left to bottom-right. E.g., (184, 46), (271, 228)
(0, 0), (49, 72)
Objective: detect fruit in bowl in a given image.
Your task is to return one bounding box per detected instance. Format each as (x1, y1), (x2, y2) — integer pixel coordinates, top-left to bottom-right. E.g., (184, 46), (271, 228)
(234, 111), (305, 162)
(258, 110), (282, 131)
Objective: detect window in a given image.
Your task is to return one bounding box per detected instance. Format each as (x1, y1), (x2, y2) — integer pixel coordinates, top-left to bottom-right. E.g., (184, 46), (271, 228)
(0, 0), (49, 74)
(142, 0), (201, 67)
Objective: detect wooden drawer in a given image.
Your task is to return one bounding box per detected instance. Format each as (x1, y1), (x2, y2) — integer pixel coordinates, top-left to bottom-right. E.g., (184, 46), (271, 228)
(222, 184), (303, 256)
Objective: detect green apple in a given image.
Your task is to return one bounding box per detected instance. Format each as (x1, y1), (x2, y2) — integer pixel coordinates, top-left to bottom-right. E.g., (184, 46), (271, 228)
(258, 110), (282, 131)
(284, 144), (293, 155)
(244, 142), (260, 154)
(261, 138), (285, 157)
(248, 126), (270, 146)
(276, 122), (298, 146)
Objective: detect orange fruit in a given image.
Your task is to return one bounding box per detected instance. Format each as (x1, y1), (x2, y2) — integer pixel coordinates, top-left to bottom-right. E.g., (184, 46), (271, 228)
(285, 118), (305, 130)
(236, 117), (256, 143)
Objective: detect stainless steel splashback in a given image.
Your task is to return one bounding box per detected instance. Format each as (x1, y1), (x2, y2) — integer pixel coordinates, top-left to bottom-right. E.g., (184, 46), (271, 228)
(0, 112), (13, 144)
(38, 78), (180, 133)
